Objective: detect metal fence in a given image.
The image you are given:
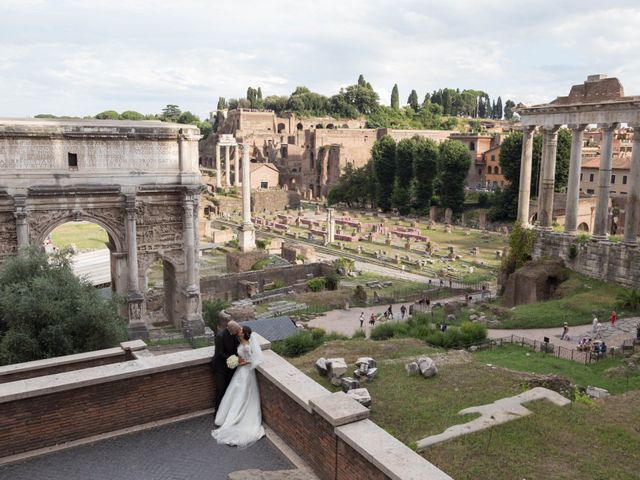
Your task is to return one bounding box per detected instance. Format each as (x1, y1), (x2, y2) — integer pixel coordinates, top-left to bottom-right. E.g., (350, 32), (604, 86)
(490, 334), (594, 365)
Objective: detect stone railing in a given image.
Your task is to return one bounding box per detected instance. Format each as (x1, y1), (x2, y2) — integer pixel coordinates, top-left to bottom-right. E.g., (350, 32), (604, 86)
(0, 336), (452, 479)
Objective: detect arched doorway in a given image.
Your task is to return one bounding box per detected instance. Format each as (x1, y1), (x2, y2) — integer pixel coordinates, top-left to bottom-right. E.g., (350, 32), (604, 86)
(578, 222), (589, 232)
(141, 254), (180, 327)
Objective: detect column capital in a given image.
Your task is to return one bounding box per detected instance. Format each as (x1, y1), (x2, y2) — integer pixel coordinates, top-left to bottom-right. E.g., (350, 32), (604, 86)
(542, 125), (561, 134)
(568, 124), (588, 132)
(519, 125), (537, 134)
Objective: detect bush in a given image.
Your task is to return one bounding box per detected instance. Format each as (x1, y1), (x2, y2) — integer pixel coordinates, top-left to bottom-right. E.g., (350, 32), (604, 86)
(371, 322), (396, 340)
(271, 328), (347, 358)
(325, 273), (340, 291)
(307, 277), (327, 292)
(616, 289), (640, 311)
(202, 298), (230, 332)
(568, 244), (578, 260)
(256, 239), (270, 250)
(478, 192), (490, 208)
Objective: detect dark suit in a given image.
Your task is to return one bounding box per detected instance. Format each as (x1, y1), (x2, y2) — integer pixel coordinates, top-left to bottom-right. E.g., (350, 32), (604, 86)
(211, 329), (239, 408)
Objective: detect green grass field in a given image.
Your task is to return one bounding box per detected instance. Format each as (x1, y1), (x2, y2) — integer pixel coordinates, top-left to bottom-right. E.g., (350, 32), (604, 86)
(492, 270), (632, 329)
(50, 222), (109, 251)
(292, 338), (640, 479)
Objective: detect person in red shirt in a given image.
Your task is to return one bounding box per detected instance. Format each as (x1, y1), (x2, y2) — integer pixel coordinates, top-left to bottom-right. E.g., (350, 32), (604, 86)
(609, 310), (617, 328)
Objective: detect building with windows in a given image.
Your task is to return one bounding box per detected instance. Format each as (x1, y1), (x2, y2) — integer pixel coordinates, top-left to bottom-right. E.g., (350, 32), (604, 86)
(580, 156), (631, 197)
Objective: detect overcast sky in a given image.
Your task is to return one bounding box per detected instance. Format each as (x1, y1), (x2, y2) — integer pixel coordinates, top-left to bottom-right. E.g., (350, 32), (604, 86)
(2, 0), (640, 119)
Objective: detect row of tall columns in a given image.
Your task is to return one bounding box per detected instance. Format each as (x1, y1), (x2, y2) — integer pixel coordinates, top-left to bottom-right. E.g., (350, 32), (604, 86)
(214, 144), (240, 189)
(623, 125), (640, 243)
(517, 123), (640, 244)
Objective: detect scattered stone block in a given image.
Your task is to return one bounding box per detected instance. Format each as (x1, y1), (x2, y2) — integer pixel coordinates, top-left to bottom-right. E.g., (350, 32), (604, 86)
(345, 388), (372, 408)
(340, 376), (361, 392)
(405, 361), (420, 376)
(417, 356), (438, 378)
(315, 357), (328, 376)
(365, 367), (378, 381)
(327, 357), (348, 378)
(586, 386), (610, 399)
(355, 357), (376, 369)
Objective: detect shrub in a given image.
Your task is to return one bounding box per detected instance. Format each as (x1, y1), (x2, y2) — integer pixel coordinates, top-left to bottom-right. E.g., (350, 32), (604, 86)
(202, 298), (230, 332)
(307, 277), (327, 292)
(371, 322), (396, 340)
(568, 244), (578, 260)
(256, 239), (270, 250)
(271, 328), (347, 358)
(460, 321), (487, 345)
(325, 273), (340, 291)
(616, 289), (640, 311)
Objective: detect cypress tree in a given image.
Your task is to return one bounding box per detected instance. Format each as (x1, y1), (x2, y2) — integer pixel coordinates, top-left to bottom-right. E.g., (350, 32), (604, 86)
(408, 90), (419, 111)
(391, 84), (400, 110)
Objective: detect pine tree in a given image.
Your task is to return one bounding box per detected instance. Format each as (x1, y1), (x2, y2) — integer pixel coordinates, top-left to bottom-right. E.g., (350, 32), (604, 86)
(216, 97), (227, 110)
(391, 84), (400, 110)
(358, 74), (366, 87)
(504, 99), (516, 120)
(495, 96), (503, 120)
(408, 90), (419, 111)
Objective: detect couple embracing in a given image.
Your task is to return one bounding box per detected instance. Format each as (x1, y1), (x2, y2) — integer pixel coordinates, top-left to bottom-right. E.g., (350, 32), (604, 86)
(211, 320), (265, 448)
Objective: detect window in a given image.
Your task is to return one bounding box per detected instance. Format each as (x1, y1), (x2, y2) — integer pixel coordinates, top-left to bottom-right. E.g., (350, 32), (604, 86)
(495, 166), (500, 175)
(623, 175), (628, 185)
(469, 142), (475, 150)
(589, 173), (594, 182)
(580, 173), (583, 181)
(260, 181), (268, 189)
(587, 189), (595, 194)
(487, 166), (492, 174)
(478, 169), (482, 175)
(491, 155), (496, 161)
(611, 174), (616, 184)
(68, 153), (78, 170)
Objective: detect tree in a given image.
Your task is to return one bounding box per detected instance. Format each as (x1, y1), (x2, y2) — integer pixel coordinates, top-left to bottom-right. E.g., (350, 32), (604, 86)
(161, 104), (181, 122)
(372, 135), (397, 211)
(392, 138), (416, 213)
(120, 110), (145, 120)
(217, 97), (227, 110)
(95, 110), (120, 120)
(327, 163), (374, 208)
(198, 120), (213, 139)
(504, 99), (516, 120)
(407, 90), (419, 111)
(391, 84), (400, 110)
(177, 111), (200, 124)
(438, 139), (471, 216)
(495, 97), (503, 120)
(264, 95), (289, 114)
(0, 248), (127, 365)
(227, 98), (239, 110)
(413, 137), (440, 210)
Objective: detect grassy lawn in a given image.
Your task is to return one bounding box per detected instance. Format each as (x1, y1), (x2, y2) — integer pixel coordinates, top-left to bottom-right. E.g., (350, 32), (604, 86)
(50, 221), (109, 251)
(494, 269), (633, 328)
(475, 344), (640, 394)
(291, 338), (640, 479)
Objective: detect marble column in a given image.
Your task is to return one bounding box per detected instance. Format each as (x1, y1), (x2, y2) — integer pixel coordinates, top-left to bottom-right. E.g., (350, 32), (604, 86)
(623, 124), (640, 244)
(225, 146), (231, 187)
(326, 208), (335, 243)
(238, 144), (256, 252)
(233, 146), (239, 186)
(125, 195), (144, 328)
(13, 195), (29, 249)
(182, 193), (198, 292)
(539, 126), (560, 229)
(564, 124), (588, 234)
(517, 126), (536, 226)
(593, 123), (619, 238)
(215, 143), (222, 189)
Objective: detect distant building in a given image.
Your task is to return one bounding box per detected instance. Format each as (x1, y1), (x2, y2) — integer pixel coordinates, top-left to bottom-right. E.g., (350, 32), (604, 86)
(249, 163), (279, 189)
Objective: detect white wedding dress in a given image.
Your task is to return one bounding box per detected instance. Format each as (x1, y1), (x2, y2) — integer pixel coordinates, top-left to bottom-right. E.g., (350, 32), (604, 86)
(211, 334), (265, 448)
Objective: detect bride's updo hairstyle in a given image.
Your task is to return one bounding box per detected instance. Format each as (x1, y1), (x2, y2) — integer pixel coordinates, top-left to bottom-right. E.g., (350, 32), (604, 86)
(242, 326), (252, 341)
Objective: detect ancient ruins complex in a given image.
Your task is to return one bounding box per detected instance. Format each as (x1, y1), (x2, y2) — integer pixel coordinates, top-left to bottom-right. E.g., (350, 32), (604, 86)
(516, 75), (640, 287)
(0, 119), (206, 336)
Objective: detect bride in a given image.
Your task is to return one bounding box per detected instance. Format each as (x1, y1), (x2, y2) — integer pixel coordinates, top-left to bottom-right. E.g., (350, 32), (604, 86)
(212, 325), (265, 448)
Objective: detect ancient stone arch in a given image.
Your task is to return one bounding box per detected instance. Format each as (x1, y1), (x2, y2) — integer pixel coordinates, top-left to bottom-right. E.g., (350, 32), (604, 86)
(0, 119), (205, 338)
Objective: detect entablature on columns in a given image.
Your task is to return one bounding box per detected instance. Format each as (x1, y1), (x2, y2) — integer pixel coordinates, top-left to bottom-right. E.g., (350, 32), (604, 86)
(517, 100), (640, 127)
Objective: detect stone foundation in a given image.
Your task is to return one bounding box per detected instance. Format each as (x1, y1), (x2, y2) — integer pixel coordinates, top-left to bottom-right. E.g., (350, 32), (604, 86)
(226, 250), (268, 273)
(532, 230), (640, 288)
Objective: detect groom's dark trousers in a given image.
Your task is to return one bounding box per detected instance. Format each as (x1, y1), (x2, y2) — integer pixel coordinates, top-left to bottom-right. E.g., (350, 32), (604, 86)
(211, 329), (239, 409)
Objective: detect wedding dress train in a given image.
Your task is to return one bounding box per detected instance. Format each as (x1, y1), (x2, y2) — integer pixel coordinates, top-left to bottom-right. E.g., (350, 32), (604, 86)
(211, 334), (265, 448)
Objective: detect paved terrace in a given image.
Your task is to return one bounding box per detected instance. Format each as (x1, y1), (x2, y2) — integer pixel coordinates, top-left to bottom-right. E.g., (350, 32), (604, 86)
(0, 415), (293, 480)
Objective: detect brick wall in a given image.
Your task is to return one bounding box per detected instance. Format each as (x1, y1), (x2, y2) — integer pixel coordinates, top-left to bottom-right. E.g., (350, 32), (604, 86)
(257, 373), (337, 480)
(0, 351), (131, 384)
(0, 364), (214, 458)
(336, 440), (388, 480)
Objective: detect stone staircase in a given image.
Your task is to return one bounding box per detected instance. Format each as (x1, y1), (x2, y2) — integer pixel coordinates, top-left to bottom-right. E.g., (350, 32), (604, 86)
(256, 300), (308, 319)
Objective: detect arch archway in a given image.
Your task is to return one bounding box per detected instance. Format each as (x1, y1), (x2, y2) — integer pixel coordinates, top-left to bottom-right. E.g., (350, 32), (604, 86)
(487, 166), (492, 174)
(578, 222), (589, 232)
(296, 122), (303, 130)
(277, 123), (286, 133)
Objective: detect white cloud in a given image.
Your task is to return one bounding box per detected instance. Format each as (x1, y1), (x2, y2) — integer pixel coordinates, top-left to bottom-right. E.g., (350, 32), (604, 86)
(1, 0), (640, 117)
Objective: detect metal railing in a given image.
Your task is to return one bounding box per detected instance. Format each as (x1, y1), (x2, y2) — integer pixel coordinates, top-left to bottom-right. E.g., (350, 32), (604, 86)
(490, 334), (595, 365)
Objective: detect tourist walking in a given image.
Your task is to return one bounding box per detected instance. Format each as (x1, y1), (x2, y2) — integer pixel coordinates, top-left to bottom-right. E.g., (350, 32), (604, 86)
(592, 314), (599, 333)
(609, 310), (617, 329)
(387, 304), (394, 320)
(359, 312), (365, 329)
(560, 322), (569, 341)
(400, 305), (407, 319)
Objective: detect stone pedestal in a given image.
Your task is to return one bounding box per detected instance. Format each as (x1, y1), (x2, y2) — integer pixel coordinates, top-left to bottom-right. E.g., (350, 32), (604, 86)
(238, 222), (256, 252)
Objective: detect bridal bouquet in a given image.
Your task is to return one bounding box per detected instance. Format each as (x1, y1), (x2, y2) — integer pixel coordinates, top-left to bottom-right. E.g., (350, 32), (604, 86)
(226, 355), (239, 369)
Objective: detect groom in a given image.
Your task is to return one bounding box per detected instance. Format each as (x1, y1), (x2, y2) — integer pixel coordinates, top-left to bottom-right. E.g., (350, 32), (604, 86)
(212, 318), (241, 409)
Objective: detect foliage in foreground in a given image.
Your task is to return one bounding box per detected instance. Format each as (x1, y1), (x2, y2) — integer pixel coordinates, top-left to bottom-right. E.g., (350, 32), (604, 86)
(202, 298), (231, 333)
(0, 248), (128, 365)
(271, 328), (348, 358)
(370, 313), (487, 348)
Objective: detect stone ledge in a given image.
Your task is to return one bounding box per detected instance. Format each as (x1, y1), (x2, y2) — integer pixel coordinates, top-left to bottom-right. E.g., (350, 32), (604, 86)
(335, 420), (453, 480)
(257, 350), (330, 414)
(0, 334), (272, 404)
(0, 346), (125, 378)
(308, 391), (369, 427)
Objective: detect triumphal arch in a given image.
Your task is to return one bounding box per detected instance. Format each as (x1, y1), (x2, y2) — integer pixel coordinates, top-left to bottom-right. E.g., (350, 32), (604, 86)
(515, 75), (640, 287)
(0, 118), (205, 337)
